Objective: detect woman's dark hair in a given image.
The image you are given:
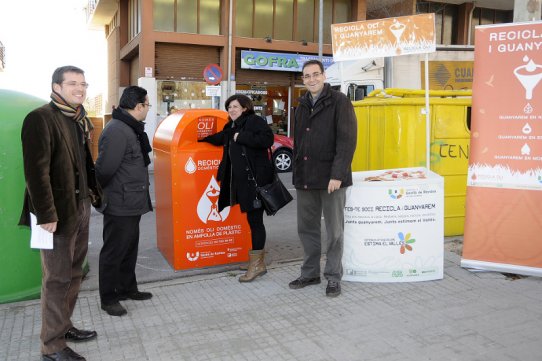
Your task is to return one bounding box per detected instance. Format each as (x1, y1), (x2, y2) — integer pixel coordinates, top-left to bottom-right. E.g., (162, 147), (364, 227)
(225, 94), (255, 116)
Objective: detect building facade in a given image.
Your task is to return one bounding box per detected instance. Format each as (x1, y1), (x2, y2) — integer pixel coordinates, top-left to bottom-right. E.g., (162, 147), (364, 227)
(87, 0), (514, 138)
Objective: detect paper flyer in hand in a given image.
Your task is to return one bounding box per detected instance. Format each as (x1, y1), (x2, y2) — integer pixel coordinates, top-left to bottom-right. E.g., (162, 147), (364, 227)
(30, 213), (53, 249)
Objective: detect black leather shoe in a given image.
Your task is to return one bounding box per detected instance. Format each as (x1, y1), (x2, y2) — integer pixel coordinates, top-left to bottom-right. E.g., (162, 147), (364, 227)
(101, 302), (127, 316)
(326, 280), (341, 297)
(42, 346), (86, 360)
(118, 291), (153, 301)
(64, 327), (97, 342)
(288, 276), (321, 289)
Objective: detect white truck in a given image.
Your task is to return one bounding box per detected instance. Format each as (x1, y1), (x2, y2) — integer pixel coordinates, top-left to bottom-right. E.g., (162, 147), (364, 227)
(325, 47), (475, 100)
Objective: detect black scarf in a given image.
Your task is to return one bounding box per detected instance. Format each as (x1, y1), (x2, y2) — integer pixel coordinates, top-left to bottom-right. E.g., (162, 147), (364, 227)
(113, 107), (152, 167)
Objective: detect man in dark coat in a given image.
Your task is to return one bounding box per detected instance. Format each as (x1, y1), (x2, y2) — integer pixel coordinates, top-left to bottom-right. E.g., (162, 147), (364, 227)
(95, 86), (153, 317)
(20, 65), (103, 361)
(289, 60), (357, 297)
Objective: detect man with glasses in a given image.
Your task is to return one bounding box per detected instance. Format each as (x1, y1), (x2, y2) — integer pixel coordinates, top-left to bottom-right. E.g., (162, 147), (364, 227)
(95, 86), (153, 316)
(20, 65), (103, 361)
(289, 59), (357, 297)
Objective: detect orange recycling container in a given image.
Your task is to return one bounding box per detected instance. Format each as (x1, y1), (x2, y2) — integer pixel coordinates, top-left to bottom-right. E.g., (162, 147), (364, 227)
(153, 109), (251, 270)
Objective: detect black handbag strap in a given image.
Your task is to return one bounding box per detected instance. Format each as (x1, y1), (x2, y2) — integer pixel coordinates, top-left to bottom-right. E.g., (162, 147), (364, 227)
(241, 145), (276, 188)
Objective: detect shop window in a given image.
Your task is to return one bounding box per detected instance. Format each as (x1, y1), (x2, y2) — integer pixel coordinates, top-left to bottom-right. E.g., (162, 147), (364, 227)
(236, 85), (290, 135)
(157, 80), (213, 119)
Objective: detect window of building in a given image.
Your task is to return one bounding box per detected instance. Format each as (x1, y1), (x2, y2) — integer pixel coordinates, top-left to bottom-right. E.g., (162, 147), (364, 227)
(416, 1), (458, 45)
(235, 0), (351, 43)
(470, 7), (513, 45)
(129, 0), (142, 40)
(154, 0), (221, 35)
(275, 0), (294, 41)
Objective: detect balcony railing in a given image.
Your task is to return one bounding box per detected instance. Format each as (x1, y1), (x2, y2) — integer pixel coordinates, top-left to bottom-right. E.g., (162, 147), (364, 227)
(86, 0), (97, 22)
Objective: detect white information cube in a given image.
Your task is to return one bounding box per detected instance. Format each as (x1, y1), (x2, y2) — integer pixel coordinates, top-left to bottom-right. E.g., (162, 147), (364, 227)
(343, 167), (444, 282)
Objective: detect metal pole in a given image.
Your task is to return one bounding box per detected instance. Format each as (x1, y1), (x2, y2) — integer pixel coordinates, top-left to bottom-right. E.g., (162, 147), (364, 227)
(424, 53), (430, 169)
(318, 0), (323, 61)
(226, 0), (233, 102)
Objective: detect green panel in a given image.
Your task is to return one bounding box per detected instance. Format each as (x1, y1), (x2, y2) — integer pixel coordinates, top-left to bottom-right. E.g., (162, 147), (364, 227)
(296, 0), (314, 42)
(334, 0), (350, 24)
(154, 0), (174, 32)
(177, 0), (197, 33)
(235, 0), (253, 37)
(254, 0), (273, 39)
(199, 0), (220, 35)
(275, 0), (294, 40)
(322, 0), (333, 44)
(0, 90), (46, 304)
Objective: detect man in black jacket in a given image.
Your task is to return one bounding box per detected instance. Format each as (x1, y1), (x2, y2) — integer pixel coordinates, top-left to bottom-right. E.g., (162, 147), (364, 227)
(95, 86), (153, 316)
(289, 60), (357, 297)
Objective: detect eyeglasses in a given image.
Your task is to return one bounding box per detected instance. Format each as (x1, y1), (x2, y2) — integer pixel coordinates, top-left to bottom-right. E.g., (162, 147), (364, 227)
(62, 81), (89, 89)
(301, 72), (323, 80)
(142, 103), (152, 108)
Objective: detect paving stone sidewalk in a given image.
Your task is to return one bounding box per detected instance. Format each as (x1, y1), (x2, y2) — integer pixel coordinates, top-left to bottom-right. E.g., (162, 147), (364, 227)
(2, 251), (542, 361)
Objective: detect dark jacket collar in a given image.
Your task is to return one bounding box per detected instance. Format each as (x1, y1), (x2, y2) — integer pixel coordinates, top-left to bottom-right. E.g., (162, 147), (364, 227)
(232, 112), (252, 130)
(300, 83), (331, 107)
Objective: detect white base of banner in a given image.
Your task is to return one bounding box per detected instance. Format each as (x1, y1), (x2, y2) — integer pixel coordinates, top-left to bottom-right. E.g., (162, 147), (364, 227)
(343, 167), (444, 283)
(461, 259), (542, 277)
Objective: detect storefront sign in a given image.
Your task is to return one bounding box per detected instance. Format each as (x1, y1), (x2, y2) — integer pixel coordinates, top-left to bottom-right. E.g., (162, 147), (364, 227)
(462, 21), (542, 277)
(331, 13), (436, 61)
(343, 168), (444, 283)
(240, 50), (334, 72)
(421, 61), (474, 90)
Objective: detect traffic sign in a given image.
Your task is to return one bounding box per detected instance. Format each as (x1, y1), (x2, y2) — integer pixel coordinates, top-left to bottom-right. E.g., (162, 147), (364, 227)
(203, 64), (223, 85)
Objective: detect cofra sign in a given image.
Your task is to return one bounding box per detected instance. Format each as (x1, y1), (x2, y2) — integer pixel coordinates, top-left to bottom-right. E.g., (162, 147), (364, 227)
(241, 50), (334, 72)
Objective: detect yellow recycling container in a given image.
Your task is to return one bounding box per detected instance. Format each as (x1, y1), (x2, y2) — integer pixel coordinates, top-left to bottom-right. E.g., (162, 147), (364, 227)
(352, 88), (471, 236)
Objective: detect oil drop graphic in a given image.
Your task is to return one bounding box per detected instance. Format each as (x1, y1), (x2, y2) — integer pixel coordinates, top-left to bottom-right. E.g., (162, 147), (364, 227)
(185, 157), (196, 174)
(196, 176), (230, 223)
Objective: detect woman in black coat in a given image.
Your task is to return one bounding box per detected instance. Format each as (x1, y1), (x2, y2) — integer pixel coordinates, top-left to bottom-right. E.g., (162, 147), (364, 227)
(200, 94), (274, 282)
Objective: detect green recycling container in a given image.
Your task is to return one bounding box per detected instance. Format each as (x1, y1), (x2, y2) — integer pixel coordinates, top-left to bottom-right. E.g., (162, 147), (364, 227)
(0, 89), (45, 304)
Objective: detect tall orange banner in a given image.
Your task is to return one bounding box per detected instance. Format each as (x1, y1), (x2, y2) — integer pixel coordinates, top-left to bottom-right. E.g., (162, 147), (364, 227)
(462, 21), (542, 276)
(331, 14), (436, 61)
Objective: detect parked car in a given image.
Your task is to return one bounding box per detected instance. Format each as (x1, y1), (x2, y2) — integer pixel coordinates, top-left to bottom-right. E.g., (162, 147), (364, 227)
(271, 134), (293, 172)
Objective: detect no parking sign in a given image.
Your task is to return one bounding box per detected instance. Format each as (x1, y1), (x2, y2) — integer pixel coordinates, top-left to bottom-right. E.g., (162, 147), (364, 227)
(203, 64), (223, 85)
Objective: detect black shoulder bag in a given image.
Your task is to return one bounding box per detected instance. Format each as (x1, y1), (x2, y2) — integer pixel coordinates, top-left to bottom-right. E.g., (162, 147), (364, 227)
(242, 146), (293, 216)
